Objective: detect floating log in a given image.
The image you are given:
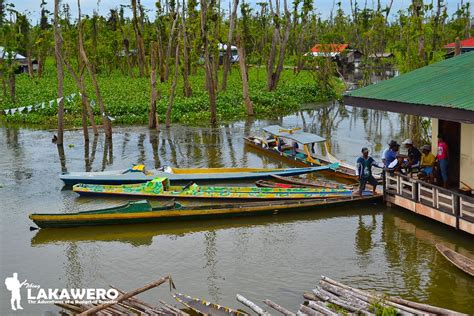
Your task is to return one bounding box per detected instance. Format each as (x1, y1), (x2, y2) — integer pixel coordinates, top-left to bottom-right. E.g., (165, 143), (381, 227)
(236, 294), (270, 316)
(386, 296), (467, 316)
(78, 276), (170, 316)
(298, 304), (319, 316)
(307, 301), (338, 315)
(263, 299), (295, 316)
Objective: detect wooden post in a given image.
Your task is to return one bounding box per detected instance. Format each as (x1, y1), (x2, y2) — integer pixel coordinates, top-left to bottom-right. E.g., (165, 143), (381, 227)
(149, 41), (159, 129)
(236, 35), (254, 116)
(263, 299), (295, 316)
(78, 276), (170, 316)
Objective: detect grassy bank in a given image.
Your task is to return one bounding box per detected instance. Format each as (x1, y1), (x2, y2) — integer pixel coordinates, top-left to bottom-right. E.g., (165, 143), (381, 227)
(1, 61), (342, 127)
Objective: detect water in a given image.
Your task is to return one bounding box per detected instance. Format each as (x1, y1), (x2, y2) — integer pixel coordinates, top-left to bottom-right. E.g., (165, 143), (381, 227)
(1, 104), (473, 314)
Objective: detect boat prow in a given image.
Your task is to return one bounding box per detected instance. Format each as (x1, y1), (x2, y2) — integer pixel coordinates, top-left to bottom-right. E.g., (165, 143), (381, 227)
(436, 243), (474, 277)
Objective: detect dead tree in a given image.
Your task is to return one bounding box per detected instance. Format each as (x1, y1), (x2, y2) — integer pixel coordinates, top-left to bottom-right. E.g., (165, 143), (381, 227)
(221, 0), (239, 91)
(166, 28), (181, 128)
(236, 35), (253, 116)
(54, 0), (65, 145)
(149, 41), (160, 130)
(200, 0), (218, 126)
(181, 0), (193, 97)
(77, 0), (112, 139)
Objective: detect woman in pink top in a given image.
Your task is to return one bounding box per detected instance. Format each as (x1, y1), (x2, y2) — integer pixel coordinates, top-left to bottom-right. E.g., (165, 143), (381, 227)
(437, 134), (449, 188)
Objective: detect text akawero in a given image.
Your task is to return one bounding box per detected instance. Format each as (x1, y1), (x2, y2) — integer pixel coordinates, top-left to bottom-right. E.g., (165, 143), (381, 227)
(27, 288), (119, 300)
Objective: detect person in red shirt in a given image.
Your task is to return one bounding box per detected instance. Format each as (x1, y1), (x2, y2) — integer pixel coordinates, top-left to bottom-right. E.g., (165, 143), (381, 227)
(436, 134), (449, 188)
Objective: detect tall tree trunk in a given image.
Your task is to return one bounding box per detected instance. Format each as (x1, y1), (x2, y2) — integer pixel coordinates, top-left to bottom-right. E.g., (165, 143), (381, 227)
(77, 0), (112, 139)
(131, 0), (147, 77)
(115, 9), (134, 78)
(54, 0), (65, 145)
(269, 0), (291, 91)
(8, 71), (15, 104)
(181, 1), (192, 97)
(149, 41), (160, 130)
(164, 10), (179, 81)
(166, 34), (180, 128)
(266, 0), (281, 91)
(27, 50), (34, 78)
(221, 0), (239, 91)
(201, 0), (218, 126)
(236, 35), (253, 116)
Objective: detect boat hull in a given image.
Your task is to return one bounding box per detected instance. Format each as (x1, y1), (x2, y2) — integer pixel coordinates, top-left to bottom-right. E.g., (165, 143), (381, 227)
(30, 196), (381, 228)
(436, 243), (474, 277)
(59, 165), (335, 186)
(244, 137), (357, 181)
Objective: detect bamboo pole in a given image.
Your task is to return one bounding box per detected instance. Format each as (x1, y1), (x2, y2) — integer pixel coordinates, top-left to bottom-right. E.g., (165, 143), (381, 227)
(307, 301), (338, 316)
(263, 299), (295, 316)
(298, 304), (319, 316)
(236, 294), (270, 315)
(78, 276), (170, 316)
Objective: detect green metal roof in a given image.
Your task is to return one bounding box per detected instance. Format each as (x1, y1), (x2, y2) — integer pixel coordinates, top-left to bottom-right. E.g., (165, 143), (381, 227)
(345, 51), (474, 112)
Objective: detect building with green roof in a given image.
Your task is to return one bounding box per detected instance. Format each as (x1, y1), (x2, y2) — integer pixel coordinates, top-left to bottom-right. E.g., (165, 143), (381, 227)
(344, 51), (474, 234)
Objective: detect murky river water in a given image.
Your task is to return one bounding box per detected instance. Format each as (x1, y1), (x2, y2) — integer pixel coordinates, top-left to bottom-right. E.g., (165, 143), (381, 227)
(1, 104), (473, 314)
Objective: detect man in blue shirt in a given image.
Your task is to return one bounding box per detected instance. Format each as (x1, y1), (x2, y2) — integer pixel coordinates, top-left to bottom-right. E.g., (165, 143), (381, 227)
(356, 147), (382, 196)
(384, 140), (400, 168)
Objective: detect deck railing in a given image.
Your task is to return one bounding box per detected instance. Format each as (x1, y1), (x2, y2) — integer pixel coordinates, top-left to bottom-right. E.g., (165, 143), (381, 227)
(384, 171), (474, 224)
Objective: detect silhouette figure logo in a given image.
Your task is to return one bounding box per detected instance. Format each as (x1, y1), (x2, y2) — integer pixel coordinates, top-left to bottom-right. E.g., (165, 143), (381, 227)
(5, 273), (27, 311)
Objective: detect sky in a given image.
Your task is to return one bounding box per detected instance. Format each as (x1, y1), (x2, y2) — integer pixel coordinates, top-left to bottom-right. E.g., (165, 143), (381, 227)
(10, 0), (468, 23)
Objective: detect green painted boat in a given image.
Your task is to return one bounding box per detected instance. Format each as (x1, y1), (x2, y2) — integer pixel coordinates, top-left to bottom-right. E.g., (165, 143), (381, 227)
(72, 177), (354, 201)
(29, 195), (381, 229)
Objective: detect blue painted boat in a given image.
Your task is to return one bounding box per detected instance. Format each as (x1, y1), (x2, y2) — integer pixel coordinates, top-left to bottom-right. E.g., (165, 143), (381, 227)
(59, 163), (339, 185)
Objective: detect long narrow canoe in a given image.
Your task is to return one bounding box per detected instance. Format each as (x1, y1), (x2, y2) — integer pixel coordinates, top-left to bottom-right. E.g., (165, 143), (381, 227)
(270, 175), (354, 190)
(173, 293), (248, 316)
(436, 243), (474, 277)
(59, 164), (339, 185)
(29, 195), (381, 229)
(73, 177), (354, 201)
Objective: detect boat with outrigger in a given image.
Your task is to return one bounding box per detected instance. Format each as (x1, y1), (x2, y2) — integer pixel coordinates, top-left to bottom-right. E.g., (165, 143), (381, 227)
(244, 125), (358, 181)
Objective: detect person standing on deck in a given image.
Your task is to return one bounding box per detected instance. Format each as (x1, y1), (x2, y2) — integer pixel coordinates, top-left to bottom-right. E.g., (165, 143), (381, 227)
(437, 135), (449, 188)
(356, 148), (383, 196)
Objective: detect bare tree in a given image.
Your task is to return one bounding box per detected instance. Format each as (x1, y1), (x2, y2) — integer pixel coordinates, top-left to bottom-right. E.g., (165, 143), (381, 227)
(221, 0), (239, 91)
(181, 0), (193, 97)
(201, 0), (218, 126)
(236, 35), (253, 115)
(164, 5), (179, 81)
(131, 0), (147, 77)
(166, 28), (181, 128)
(77, 0), (112, 138)
(54, 0), (65, 145)
(149, 41), (160, 130)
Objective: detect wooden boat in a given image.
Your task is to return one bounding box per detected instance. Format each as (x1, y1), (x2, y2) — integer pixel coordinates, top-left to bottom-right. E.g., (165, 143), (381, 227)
(436, 243), (474, 277)
(73, 177), (354, 201)
(29, 195), (381, 229)
(244, 125), (358, 181)
(173, 293), (248, 316)
(271, 175), (354, 189)
(59, 163), (337, 185)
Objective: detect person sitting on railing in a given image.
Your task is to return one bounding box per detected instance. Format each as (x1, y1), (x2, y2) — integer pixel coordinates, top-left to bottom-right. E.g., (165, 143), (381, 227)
(402, 139), (421, 174)
(384, 140), (400, 168)
(356, 147), (383, 196)
(387, 154), (407, 176)
(418, 145), (436, 183)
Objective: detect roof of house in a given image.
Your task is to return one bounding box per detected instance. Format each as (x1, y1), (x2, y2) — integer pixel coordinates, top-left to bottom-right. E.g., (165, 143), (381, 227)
(444, 37), (474, 48)
(262, 125), (326, 144)
(0, 46), (26, 60)
(344, 51), (474, 123)
(311, 44), (348, 53)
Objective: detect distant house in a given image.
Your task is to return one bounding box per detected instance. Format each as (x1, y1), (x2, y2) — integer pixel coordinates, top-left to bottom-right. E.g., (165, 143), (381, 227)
(306, 44), (362, 67)
(0, 46), (37, 73)
(217, 43), (239, 64)
(444, 37), (474, 57)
